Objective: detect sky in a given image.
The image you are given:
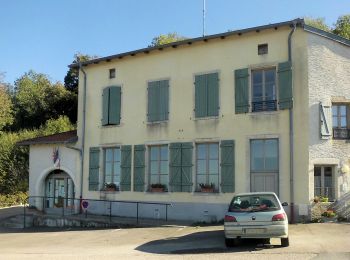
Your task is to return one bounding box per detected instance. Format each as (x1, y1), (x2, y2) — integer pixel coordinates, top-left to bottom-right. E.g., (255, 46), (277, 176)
(1, 0), (350, 85)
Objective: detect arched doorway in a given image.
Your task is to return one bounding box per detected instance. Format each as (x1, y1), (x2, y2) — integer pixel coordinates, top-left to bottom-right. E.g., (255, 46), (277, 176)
(45, 170), (75, 209)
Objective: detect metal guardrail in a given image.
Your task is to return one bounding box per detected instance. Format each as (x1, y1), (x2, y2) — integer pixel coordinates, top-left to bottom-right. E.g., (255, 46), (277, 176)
(252, 100), (277, 112)
(333, 128), (350, 139)
(23, 196), (171, 228)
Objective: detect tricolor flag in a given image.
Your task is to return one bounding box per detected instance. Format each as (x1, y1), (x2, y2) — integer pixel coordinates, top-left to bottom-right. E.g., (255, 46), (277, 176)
(52, 147), (60, 168)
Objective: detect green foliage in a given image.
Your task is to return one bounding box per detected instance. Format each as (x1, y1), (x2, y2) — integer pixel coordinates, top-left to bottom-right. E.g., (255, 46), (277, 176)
(149, 32), (187, 47)
(333, 15), (350, 40)
(0, 192), (28, 207)
(305, 17), (331, 32)
(0, 85), (14, 131)
(0, 116), (75, 194)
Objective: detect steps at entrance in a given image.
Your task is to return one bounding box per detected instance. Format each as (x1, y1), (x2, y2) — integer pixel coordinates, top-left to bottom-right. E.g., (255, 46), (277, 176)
(330, 192), (350, 220)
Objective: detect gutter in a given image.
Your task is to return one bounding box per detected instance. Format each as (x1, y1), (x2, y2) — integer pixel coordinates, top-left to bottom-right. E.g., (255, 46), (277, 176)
(288, 21), (297, 224)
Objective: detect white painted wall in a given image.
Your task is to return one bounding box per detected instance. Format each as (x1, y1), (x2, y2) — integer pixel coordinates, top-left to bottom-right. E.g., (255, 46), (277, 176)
(308, 33), (350, 201)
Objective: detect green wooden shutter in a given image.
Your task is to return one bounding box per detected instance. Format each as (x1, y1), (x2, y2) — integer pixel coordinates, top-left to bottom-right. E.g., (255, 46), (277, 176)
(120, 145), (131, 191)
(133, 145), (145, 192)
(148, 81), (159, 122)
(181, 142), (193, 192)
(195, 74), (208, 118)
(207, 73), (219, 117)
(102, 88), (109, 126)
(320, 103), (331, 139)
(159, 80), (169, 121)
(169, 142), (193, 192)
(109, 86), (121, 125)
(220, 140), (235, 193)
(89, 147), (100, 191)
(278, 61), (293, 110)
(235, 68), (249, 114)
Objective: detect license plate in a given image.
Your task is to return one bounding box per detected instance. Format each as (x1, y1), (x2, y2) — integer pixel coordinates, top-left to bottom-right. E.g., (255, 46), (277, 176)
(244, 228), (265, 234)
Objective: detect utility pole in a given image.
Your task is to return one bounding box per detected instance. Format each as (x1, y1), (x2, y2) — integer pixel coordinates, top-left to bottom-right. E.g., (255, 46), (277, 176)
(202, 0), (206, 36)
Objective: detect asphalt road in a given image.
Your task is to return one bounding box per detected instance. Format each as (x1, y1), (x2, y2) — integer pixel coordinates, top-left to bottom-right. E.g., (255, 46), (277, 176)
(0, 223), (349, 259)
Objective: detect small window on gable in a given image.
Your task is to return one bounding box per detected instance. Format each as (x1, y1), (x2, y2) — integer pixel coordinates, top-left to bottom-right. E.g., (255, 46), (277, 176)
(258, 44), (268, 55)
(109, 68), (116, 79)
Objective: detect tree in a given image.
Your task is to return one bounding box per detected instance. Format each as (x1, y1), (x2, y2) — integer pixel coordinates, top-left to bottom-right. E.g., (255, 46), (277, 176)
(333, 15), (350, 40)
(0, 74), (14, 131)
(64, 53), (95, 94)
(304, 17), (331, 32)
(149, 32), (187, 47)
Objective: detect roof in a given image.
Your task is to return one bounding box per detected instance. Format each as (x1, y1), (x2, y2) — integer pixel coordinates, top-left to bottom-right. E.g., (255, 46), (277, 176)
(69, 18), (350, 69)
(17, 130), (78, 146)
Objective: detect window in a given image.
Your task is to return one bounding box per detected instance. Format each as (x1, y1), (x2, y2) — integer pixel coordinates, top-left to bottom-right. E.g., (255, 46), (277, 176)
(104, 148), (121, 188)
(196, 143), (219, 192)
(102, 86), (121, 126)
(314, 166), (334, 201)
(195, 72), (219, 118)
(149, 145), (169, 190)
(109, 68), (116, 79)
(332, 104), (349, 139)
(258, 44), (268, 55)
(251, 68), (277, 112)
(250, 139), (279, 194)
(147, 80), (169, 122)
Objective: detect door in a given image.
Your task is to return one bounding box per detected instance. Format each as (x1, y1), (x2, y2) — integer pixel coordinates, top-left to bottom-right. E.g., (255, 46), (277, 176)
(251, 173), (278, 195)
(54, 179), (65, 207)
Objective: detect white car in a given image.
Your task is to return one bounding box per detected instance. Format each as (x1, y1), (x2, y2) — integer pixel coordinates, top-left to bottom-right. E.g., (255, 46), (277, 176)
(224, 192), (289, 247)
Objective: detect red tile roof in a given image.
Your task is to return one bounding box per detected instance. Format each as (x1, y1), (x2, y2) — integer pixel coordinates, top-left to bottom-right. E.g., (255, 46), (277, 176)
(17, 130), (77, 145)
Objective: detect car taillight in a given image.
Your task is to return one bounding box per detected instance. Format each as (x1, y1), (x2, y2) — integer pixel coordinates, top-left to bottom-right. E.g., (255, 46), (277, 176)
(224, 215), (237, 222)
(272, 213), (286, 221)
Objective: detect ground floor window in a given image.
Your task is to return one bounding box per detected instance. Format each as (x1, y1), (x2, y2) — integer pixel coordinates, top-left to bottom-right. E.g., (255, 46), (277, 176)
(104, 147), (121, 188)
(149, 145), (169, 191)
(196, 143), (219, 192)
(314, 166), (334, 201)
(250, 139), (279, 195)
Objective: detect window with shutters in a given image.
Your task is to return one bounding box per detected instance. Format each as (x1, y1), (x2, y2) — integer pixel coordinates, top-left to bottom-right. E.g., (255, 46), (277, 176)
(314, 166), (334, 201)
(195, 72), (219, 118)
(102, 86), (121, 126)
(332, 104), (350, 139)
(147, 80), (169, 122)
(149, 145), (169, 191)
(196, 143), (219, 192)
(104, 147), (121, 190)
(251, 68), (277, 112)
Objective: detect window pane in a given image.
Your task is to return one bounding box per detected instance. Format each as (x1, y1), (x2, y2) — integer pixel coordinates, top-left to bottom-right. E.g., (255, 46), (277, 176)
(209, 143), (219, 159)
(265, 139), (278, 171)
(209, 159), (218, 174)
(197, 160), (206, 174)
(333, 116), (338, 128)
(160, 161), (168, 175)
(252, 71), (263, 101)
(265, 70), (275, 83)
(197, 174), (206, 186)
(251, 140), (264, 171)
(150, 161), (158, 175)
(114, 162), (120, 176)
(106, 149), (113, 162)
(150, 147), (159, 160)
(160, 146), (168, 160)
(208, 174), (219, 189)
(105, 162), (112, 176)
(341, 117), (347, 127)
(160, 175), (168, 186)
(114, 148), (120, 162)
(197, 144), (206, 159)
(150, 175), (158, 184)
(265, 82), (276, 100)
(253, 71), (263, 85)
(332, 106), (338, 116)
(340, 106), (346, 116)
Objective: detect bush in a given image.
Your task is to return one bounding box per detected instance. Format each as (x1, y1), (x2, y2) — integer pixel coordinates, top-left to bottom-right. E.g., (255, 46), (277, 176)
(0, 192), (28, 208)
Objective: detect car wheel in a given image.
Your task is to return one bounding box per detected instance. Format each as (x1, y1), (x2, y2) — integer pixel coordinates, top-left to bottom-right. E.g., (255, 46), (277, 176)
(281, 237), (289, 247)
(225, 238), (235, 247)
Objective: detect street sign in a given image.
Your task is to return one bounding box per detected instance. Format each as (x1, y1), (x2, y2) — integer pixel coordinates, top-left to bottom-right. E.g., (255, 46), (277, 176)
(81, 200), (89, 211)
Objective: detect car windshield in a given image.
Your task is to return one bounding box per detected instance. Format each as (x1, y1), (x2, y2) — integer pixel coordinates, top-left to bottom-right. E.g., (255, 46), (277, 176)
(228, 194), (281, 212)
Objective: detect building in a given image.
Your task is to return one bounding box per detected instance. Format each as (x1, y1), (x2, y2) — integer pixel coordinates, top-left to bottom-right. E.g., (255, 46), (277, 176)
(20, 18), (350, 222)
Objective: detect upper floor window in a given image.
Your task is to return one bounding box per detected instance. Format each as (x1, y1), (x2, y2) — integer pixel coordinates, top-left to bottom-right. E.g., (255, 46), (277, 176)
(102, 86), (121, 126)
(147, 80), (169, 122)
(104, 147), (121, 189)
(149, 145), (169, 191)
(109, 68), (116, 79)
(196, 143), (219, 192)
(332, 104), (349, 139)
(251, 68), (277, 112)
(194, 72), (219, 118)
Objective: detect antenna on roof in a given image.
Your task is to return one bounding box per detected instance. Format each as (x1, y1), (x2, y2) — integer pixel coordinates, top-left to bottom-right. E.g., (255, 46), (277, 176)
(202, 0), (206, 36)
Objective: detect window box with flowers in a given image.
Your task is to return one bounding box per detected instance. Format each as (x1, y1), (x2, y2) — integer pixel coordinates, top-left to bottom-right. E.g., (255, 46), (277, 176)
(199, 183), (215, 193)
(103, 183), (118, 192)
(150, 183), (166, 193)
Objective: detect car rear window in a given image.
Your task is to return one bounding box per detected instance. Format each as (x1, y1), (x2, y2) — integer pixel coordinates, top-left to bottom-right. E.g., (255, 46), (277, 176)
(228, 194), (281, 212)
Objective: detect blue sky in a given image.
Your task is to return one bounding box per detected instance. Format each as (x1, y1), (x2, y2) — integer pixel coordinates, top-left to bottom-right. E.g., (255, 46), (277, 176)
(1, 0), (349, 85)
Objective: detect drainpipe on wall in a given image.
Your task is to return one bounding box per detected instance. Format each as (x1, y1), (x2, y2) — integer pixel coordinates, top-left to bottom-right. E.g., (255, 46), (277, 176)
(79, 62), (87, 210)
(288, 21), (297, 224)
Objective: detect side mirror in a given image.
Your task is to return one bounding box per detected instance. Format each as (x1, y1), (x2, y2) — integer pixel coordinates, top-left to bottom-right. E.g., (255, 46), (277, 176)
(282, 202), (288, 206)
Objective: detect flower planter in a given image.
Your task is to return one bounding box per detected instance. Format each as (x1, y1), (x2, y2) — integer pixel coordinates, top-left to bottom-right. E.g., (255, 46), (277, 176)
(151, 187), (165, 193)
(200, 188), (214, 193)
(105, 187), (117, 192)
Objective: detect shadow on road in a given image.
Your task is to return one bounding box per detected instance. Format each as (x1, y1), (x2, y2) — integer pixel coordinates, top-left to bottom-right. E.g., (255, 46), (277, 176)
(135, 230), (283, 254)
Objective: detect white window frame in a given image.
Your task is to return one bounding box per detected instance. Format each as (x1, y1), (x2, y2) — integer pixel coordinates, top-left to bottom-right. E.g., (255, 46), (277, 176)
(103, 147), (121, 187)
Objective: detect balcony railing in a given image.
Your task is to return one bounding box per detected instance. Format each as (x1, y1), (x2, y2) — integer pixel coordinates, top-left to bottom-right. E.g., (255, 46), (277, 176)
(252, 100), (277, 112)
(333, 128), (350, 139)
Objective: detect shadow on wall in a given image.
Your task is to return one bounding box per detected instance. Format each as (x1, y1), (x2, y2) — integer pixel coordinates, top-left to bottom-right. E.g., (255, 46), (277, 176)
(135, 230), (283, 254)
